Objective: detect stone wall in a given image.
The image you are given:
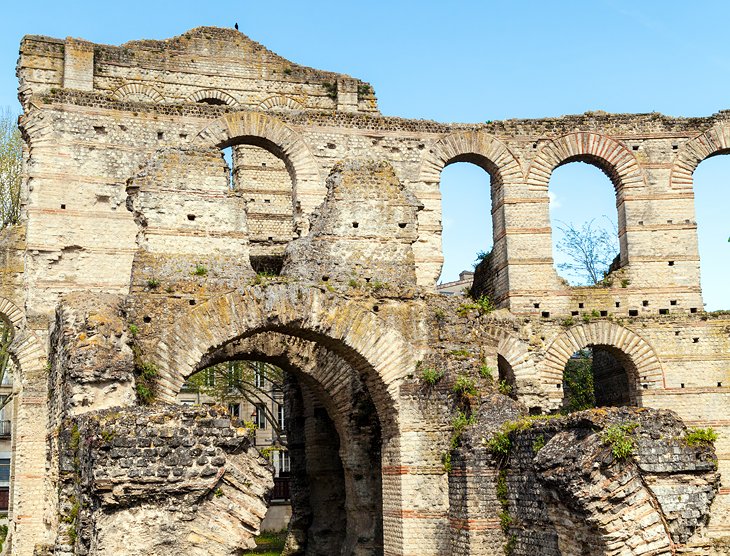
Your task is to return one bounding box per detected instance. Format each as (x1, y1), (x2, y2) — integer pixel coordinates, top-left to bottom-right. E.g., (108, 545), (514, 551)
(2, 26), (730, 556)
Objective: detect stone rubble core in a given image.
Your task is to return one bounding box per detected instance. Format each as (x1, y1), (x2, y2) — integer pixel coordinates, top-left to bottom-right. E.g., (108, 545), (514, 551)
(0, 25), (728, 556)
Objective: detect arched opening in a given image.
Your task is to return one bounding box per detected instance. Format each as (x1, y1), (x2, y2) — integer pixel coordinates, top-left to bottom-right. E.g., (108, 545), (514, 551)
(175, 331), (384, 555)
(562, 345), (634, 411)
(549, 161), (621, 286)
(692, 152), (730, 311)
(437, 159), (494, 295)
(220, 138), (298, 276)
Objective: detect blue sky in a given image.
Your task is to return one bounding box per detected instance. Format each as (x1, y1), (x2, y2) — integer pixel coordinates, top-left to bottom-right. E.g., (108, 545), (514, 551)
(0, 0), (727, 308)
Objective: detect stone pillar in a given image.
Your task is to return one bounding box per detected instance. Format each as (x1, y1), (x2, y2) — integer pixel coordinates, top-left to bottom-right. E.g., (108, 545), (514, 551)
(63, 39), (94, 91)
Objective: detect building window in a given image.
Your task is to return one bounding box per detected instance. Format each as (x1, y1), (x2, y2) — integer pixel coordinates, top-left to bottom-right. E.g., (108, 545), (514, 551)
(279, 450), (290, 474)
(254, 365), (265, 388)
(278, 404), (285, 430)
(255, 404), (266, 429)
(0, 458), (10, 483)
(228, 403), (240, 419)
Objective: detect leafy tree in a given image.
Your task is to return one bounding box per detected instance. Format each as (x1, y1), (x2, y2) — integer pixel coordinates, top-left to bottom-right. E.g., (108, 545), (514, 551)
(185, 360), (286, 440)
(0, 109), (22, 229)
(563, 349), (596, 412)
(555, 218), (619, 285)
(0, 317), (13, 412)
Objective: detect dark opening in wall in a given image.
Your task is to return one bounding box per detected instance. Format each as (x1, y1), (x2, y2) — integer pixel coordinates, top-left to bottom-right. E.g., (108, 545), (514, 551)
(197, 98), (227, 106)
(250, 255), (284, 276)
(562, 346), (633, 411)
(629, 309), (638, 316)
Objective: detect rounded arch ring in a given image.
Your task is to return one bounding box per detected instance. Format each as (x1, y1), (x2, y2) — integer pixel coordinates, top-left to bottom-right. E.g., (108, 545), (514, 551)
(194, 111), (324, 216)
(527, 132), (645, 200)
(671, 124), (730, 189)
(541, 321), (664, 394)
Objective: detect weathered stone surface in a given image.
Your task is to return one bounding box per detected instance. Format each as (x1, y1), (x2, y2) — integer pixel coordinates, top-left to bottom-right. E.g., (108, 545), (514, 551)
(1, 25), (729, 556)
(57, 405), (273, 556)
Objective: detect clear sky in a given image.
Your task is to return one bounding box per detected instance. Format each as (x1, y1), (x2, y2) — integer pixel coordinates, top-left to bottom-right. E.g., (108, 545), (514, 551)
(0, 0), (727, 308)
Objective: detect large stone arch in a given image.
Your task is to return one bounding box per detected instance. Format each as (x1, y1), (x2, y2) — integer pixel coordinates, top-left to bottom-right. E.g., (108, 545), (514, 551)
(417, 130), (524, 294)
(194, 111), (324, 218)
(257, 95), (305, 112)
(0, 297), (48, 556)
(670, 124), (730, 189)
(541, 321), (664, 407)
(526, 132), (645, 199)
(145, 283), (447, 555)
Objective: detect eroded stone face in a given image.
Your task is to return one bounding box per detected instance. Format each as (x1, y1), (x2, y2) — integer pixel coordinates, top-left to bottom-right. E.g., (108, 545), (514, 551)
(58, 405), (273, 556)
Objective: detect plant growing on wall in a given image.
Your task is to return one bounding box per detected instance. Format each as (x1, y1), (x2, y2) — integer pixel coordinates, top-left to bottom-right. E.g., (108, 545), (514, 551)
(0, 108), (21, 229)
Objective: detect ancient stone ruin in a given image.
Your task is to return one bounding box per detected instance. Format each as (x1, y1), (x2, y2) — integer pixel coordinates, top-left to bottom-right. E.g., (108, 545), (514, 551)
(1, 26), (729, 555)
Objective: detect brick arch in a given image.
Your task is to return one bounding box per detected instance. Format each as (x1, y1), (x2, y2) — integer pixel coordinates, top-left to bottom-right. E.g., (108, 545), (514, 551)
(111, 83), (165, 103)
(149, 284), (415, 423)
(480, 325), (534, 383)
(146, 284), (445, 554)
(671, 124), (730, 189)
(0, 296), (48, 555)
(186, 88), (238, 106)
(527, 132), (645, 200)
(194, 111), (324, 216)
(419, 130), (524, 189)
(258, 95), (305, 112)
(541, 321), (664, 401)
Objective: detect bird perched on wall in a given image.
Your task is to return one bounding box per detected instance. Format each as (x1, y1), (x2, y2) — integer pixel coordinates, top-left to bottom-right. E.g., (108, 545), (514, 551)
(235, 23), (239, 30)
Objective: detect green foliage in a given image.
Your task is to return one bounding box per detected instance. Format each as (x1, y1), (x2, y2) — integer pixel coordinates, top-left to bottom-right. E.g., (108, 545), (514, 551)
(582, 312), (592, 324)
(532, 434), (546, 455)
(322, 81), (338, 100)
(498, 380), (513, 396)
(433, 308), (446, 322)
(348, 278), (359, 288)
(600, 423), (639, 460)
(193, 264), (208, 276)
(136, 361), (159, 405)
(555, 218), (619, 286)
(442, 411), (476, 472)
(0, 109), (22, 228)
(452, 375), (477, 397)
(128, 323), (139, 337)
(499, 509), (513, 533)
(449, 349), (471, 359)
(457, 294), (495, 317)
(591, 309), (600, 318)
(357, 84), (371, 98)
(252, 271), (277, 285)
(561, 316), (575, 327)
(259, 446), (276, 461)
(479, 364), (494, 380)
(487, 431), (512, 456)
(420, 366), (443, 386)
(69, 424), (80, 453)
(504, 534), (517, 555)
(0, 524), (7, 552)
(684, 427), (718, 447)
(496, 470), (508, 504)
(241, 529), (287, 555)
(283, 67), (292, 75)
(621, 278), (630, 288)
(146, 278), (160, 289)
(100, 429), (115, 443)
(369, 279), (386, 292)
(214, 487), (224, 497)
(563, 353), (596, 412)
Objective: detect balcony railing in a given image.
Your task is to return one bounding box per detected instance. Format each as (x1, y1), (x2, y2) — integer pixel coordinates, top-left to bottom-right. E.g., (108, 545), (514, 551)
(0, 420), (10, 437)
